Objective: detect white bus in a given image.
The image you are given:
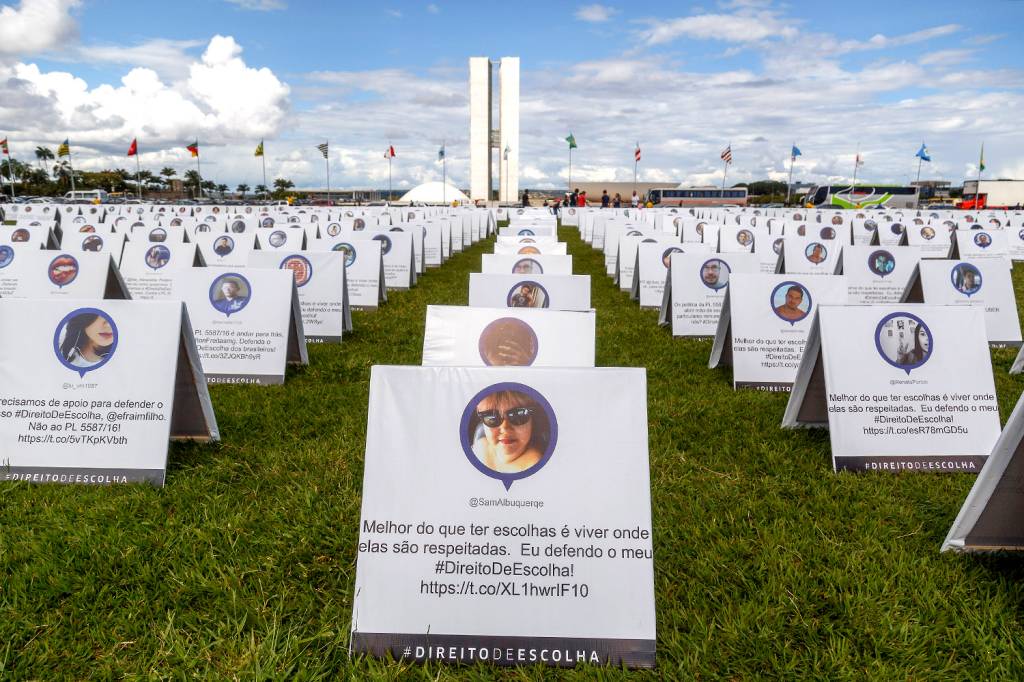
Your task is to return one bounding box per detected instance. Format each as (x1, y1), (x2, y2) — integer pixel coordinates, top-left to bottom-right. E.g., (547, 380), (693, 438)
(64, 189), (109, 203)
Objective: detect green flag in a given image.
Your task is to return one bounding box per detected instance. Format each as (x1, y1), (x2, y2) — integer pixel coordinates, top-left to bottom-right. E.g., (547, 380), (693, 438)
(566, 133), (577, 149)
(979, 144), (986, 173)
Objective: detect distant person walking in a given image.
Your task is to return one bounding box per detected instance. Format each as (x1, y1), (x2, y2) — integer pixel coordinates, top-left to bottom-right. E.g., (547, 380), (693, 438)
(521, 189), (530, 207)
(613, 193), (622, 208)
(631, 191), (640, 208)
(578, 191), (587, 207)
(571, 188), (579, 207)
(601, 190), (610, 208)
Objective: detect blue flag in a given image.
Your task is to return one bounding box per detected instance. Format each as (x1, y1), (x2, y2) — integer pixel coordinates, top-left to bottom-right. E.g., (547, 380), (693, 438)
(791, 145), (802, 159)
(915, 143), (931, 162)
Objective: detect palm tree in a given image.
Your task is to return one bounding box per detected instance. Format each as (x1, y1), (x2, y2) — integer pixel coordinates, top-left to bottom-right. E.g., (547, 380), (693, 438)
(159, 166), (177, 189)
(255, 184), (269, 198)
(272, 178), (295, 200)
(35, 146), (54, 175)
(236, 183), (250, 198)
(53, 160), (73, 188)
(183, 169), (201, 198)
(216, 183), (228, 198)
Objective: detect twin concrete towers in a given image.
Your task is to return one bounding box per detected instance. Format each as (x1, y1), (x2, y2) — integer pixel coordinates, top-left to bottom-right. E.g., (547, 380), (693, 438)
(469, 56), (519, 203)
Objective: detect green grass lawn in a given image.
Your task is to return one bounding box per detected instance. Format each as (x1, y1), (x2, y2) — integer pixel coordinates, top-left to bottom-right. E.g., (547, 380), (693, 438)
(2, 225), (1023, 679)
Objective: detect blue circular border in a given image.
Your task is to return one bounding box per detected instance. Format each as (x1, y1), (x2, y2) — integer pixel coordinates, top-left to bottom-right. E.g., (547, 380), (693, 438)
(459, 382), (558, 489)
(868, 249), (895, 278)
(699, 258), (731, 291)
(950, 263), (982, 297)
(372, 234), (392, 255)
(333, 242), (356, 266)
(506, 280), (550, 309)
(280, 254), (313, 288)
(874, 312), (933, 374)
(52, 307), (119, 376)
(512, 258), (543, 275)
(0, 245), (14, 269)
(209, 272), (253, 317)
(769, 280), (812, 326)
(145, 245), (171, 271)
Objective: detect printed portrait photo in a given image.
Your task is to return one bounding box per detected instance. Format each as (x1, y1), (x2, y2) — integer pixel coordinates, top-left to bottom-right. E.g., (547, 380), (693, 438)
(951, 263), (982, 296)
(831, 215), (843, 225)
(478, 317), (539, 366)
(771, 282), (811, 323)
(55, 309), (117, 371)
(213, 236), (235, 256)
(974, 232), (992, 248)
(326, 223), (341, 237)
(736, 229), (754, 248)
(518, 229), (535, 236)
(262, 217), (276, 228)
(517, 246), (541, 255)
(0, 245), (14, 268)
(506, 282), (549, 309)
(512, 258), (543, 275)
(48, 254), (79, 287)
(805, 242), (827, 264)
(209, 273), (251, 315)
(79, 225), (96, 234)
(773, 237), (784, 255)
(700, 258), (730, 291)
(819, 227), (836, 240)
(149, 228), (167, 243)
(231, 220), (247, 234)
(353, 218), (366, 231)
(877, 314), (932, 369)
(921, 226), (936, 240)
(465, 387), (553, 474)
(11, 228), (30, 242)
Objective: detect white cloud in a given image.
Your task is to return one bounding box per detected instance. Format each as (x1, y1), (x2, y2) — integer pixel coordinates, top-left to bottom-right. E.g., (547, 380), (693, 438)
(918, 49), (974, 67)
(638, 11), (797, 45)
(50, 38), (205, 81)
(575, 4), (617, 23)
(387, 9), (402, 18)
(0, 0), (79, 57)
(426, 3), (439, 13)
(224, 0), (286, 10)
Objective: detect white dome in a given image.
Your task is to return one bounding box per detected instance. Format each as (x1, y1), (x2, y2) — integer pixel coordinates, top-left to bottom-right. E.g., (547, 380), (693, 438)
(398, 181), (470, 204)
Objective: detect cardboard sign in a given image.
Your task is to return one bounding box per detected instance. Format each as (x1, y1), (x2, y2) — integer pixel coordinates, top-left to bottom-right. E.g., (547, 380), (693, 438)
(903, 222), (953, 258)
(902, 258), (1021, 347)
(709, 273), (848, 390)
(943, 387), (1024, 552)
(635, 241), (712, 308)
(481, 254), (573, 276)
(309, 238), (386, 309)
(193, 232), (257, 267)
(784, 305), (1000, 473)
(493, 242), (568, 256)
(840, 245), (921, 304)
(468, 274), (591, 312)
(422, 305), (595, 367)
(778, 236), (841, 275)
(169, 268), (308, 384)
(118, 240), (203, 300)
(351, 365), (655, 667)
(5, 251), (129, 300)
(248, 251), (352, 343)
(0, 298), (219, 485)
(660, 252), (760, 336)
(256, 228), (306, 251)
(951, 229), (1008, 261)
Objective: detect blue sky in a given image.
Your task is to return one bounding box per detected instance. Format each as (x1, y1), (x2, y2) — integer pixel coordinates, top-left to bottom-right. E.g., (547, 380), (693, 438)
(2, 0), (1022, 190)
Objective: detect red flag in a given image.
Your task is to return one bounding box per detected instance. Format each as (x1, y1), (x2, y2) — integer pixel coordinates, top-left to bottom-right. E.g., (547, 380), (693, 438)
(127, 138), (138, 156)
(0, 138), (8, 155)
(187, 140), (199, 157)
(388, 145), (396, 158)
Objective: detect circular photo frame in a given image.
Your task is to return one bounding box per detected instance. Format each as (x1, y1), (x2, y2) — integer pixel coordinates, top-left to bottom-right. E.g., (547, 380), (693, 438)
(145, 245), (171, 270)
(819, 227), (836, 240)
(875, 312), (933, 374)
(459, 382), (558, 489)
(149, 228), (167, 243)
(920, 226), (936, 240)
(950, 262), (982, 297)
(212, 236), (235, 257)
(372, 234), (392, 255)
(506, 281), (549, 309)
(0, 245), (15, 269)
(512, 258), (543, 275)
(209, 272), (252, 317)
(662, 247), (684, 269)
(804, 242), (827, 264)
(280, 254), (313, 288)
(770, 281), (811, 325)
(81, 235), (104, 252)
(868, 250), (895, 277)
(268, 230), (287, 248)
(478, 318), (540, 366)
(699, 258), (730, 291)
(48, 254), (79, 288)
(53, 307), (119, 377)
(736, 229), (754, 248)
(333, 242), (356, 266)
(973, 232), (992, 249)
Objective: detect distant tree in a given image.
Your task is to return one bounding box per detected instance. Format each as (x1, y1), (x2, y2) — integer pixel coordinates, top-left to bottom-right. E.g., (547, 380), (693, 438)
(254, 184), (269, 198)
(236, 183), (250, 198)
(183, 169), (202, 197)
(35, 146), (54, 175)
(216, 183), (228, 197)
(160, 167), (177, 188)
(272, 177), (295, 200)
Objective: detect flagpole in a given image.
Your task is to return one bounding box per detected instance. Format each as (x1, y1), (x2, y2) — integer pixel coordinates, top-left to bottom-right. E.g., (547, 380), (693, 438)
(325, 144), (331, 206)
(721, 142), (729, 191)
(6, 148), (16, 200)
(976, 142), (984, 210)
(67, 143), (76, 194)
(196, 141), (203, 199)
(136, 151), (142, 200)
(261, 149), (267, 197)
(388, 143), (392, 203)
(851, 142), (860, 191)
(568, 147), (573, 194)
(786, 146), (795, 206)
(633, 143), (638, 197)
(442, 140), (446, 207)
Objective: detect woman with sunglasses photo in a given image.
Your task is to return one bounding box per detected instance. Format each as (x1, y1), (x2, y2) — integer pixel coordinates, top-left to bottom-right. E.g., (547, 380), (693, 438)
(470, 390), (551, 474)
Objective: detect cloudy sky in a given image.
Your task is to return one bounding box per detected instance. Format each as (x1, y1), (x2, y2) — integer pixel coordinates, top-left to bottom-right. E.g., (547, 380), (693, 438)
(1, 0), (1021, 191)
